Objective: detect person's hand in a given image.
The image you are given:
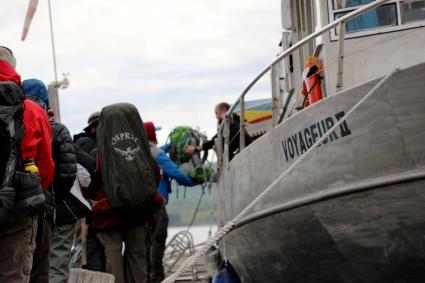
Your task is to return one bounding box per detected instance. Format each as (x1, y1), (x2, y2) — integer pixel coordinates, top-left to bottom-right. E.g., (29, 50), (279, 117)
(91, 198), (113, 214)
(191, 177), (205, 185)
(89, 199), (98, 207)
(184, 145), (196, 155)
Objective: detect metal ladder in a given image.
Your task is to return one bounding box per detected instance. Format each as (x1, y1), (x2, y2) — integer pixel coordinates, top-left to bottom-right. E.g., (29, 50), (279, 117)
(163, 231), (210, 282)
(164, 231), (195, 274)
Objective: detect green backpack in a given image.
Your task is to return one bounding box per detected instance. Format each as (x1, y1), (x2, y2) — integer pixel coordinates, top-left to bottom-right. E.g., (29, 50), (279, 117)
(168, 126), (215, 183)
(169, 126), (191, 165)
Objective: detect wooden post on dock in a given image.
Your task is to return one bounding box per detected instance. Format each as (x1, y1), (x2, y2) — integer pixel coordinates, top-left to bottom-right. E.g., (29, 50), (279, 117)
(68, 268), (115, 283)
(80, 218), (88, 266)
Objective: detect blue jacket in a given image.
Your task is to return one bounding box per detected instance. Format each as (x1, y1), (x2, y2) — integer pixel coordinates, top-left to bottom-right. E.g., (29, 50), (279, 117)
(154, 145), (194, 203)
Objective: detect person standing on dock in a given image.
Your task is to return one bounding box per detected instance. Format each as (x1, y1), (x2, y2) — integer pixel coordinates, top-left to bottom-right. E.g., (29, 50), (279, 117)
(23, 79), (82, 283)
(73, 112), (106, 272)
(74, 111), (100, 158)
(0, 46), (55, 283)
(145, 122), (196, 283)
(23, 78), (78, 283)
(90, 103), (164, 283)
(184, 102), (250, 161)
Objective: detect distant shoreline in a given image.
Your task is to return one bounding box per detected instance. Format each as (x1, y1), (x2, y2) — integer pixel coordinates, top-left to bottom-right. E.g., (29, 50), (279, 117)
(168, 224), (216, 229)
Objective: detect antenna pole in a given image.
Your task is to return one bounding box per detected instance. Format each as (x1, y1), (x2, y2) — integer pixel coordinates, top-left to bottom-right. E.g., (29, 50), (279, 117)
(47, 0), (58, 84)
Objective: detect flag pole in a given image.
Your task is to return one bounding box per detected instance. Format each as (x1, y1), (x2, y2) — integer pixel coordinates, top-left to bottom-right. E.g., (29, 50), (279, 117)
(47, 0), (58, 85)
(47, 0), (62, 122)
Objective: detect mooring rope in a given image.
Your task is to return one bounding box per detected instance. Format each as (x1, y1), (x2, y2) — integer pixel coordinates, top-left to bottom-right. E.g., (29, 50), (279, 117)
(185, 187), (205, 232)
(162, 68), (399, 283)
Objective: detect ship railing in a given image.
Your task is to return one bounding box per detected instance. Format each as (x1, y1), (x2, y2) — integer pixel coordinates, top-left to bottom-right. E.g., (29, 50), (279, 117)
(217, 0), (391, 169)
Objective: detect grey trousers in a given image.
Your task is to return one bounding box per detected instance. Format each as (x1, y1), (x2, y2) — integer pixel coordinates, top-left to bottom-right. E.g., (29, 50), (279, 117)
(30, 216), (52, 283)
(0, 215), (38, 283)
(49, 223), (75, 283)
(97, 224), (149, 283)
(148, 207), (169, 283)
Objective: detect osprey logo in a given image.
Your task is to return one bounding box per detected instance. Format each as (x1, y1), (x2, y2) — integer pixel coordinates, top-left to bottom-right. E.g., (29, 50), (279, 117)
(111, 132), (140, 161)
(113, 146), (140, 161)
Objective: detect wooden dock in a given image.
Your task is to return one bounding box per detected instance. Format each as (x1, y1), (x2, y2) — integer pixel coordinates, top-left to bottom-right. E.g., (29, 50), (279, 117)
(165, 250), (212, 283)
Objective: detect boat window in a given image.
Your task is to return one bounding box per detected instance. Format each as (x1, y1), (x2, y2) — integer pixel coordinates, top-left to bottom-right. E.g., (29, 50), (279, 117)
(329, 0), (425, 39)
(334, 0), (375, 9)
(402, 0), (425, 23)
(335, 4), (397, 33)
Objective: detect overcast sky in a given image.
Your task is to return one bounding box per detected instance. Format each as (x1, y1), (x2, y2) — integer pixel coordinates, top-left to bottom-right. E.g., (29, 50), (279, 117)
(2, 0), (282, 144)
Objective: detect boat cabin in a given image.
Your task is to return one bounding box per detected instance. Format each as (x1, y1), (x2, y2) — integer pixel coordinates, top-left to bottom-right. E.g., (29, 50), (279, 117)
(222, 0), (425, 167)
(237, 0), (425, 141)
(281, 0), (425, 113)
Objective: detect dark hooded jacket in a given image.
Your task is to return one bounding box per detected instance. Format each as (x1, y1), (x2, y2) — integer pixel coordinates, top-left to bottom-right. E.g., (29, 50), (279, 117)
(74, 132), (97, 158)
(51, 120), (78, 202)
(203, 113), (251, 161)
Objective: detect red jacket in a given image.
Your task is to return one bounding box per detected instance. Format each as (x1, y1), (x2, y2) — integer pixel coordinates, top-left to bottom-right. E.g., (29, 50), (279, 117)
(21, 99), (55, 189)
(0, 59), (54, 189)
(90, 158), (164, 231)
(0, 60), (21, 85)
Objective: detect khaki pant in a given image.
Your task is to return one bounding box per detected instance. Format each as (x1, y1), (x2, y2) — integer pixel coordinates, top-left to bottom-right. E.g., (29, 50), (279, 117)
(97, 224), (149, 283)
(0, 215), (38, 283)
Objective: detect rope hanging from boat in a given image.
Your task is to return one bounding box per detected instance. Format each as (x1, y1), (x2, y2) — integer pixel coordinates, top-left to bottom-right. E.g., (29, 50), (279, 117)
(162, 68), (400, 283)
(185, 186), (205, 232)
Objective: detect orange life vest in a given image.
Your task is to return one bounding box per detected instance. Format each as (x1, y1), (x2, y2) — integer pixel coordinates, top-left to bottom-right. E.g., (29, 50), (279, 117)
(302, 56), (323, 108)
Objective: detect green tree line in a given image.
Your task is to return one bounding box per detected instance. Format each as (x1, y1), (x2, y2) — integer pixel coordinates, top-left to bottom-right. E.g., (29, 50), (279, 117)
(166, 182), (217, 227)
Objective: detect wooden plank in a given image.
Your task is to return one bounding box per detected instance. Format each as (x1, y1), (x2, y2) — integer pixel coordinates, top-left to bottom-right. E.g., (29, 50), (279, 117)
(68, 268), (115, 283)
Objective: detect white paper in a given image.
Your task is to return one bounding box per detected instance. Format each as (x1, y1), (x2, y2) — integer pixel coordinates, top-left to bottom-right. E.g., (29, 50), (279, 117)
(70, 164), (92, 210)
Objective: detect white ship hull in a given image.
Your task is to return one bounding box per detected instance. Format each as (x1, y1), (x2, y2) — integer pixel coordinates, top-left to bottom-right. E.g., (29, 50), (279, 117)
(218, 63), (425, 282)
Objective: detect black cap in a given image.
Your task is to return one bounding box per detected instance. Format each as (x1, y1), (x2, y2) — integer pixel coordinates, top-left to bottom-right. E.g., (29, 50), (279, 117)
(83, 111), (100, 132)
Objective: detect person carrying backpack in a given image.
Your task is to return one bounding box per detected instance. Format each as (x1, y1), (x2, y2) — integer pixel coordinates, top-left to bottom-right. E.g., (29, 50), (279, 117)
(23, 78), (78, 283)
(184, 102), (251, 161)
(0, 46), (55, 283)
(144, 122), (196, 283)
(90, 103), (163, 283)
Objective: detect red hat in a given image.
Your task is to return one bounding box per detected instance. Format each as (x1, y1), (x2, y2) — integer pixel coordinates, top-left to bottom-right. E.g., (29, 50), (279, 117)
(144, 122), (157, 143)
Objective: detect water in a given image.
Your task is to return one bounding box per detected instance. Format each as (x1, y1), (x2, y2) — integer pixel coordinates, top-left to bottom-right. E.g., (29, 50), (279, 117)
(168, 225), (218, 246)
